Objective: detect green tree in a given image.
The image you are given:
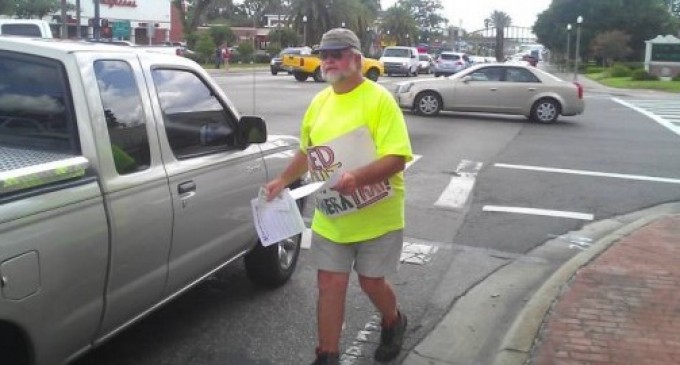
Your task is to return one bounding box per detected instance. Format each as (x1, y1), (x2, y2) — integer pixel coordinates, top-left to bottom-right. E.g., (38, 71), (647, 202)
(488, 10), (511, 61)
(398, 0), (448, 42)
(172, 0), (215, 49)
(290, 0), (378, 47)
(534, 0), (680, 61)
(590, 30), (632, 66)
(209, 25), (236, 47)
(0, 0), (14, 15)
(11, 0), (62, 18)
(237, 41), (256, 62)
(381, 4), (418, 46)
(268, 27), (299, 48)
(196, 32), (217, 64)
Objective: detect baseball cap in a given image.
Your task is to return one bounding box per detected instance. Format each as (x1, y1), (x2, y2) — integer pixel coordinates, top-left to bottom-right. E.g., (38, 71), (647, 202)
(316, 28), (361, 51)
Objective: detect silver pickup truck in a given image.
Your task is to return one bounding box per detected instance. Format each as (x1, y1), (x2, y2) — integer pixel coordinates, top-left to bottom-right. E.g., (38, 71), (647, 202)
(0, 38), (302, 365)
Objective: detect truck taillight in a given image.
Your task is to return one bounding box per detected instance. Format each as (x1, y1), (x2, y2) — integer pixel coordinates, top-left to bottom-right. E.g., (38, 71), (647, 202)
(574, 82), (583, 99)
(456, 61), (463, 66)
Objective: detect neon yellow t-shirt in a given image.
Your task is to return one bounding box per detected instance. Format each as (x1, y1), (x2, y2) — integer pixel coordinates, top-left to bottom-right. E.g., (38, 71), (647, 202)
(300, 80), (413, 243)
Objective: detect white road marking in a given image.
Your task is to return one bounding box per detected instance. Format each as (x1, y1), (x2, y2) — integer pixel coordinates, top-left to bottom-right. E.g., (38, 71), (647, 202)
(405, 154), (422, 170)
(483, 205), (594, 221)
(612, 97), (680, 137)
(301, 228), (312, 249)
(494, 163), (680, 185)
(400, 241), (439, 265)
(434, 160), (483, 209)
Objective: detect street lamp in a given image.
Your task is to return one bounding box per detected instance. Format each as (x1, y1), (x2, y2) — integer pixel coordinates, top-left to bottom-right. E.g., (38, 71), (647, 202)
(566, 23), (572, 73)
(574, 16), (583, 81)
(302, 15), (307, 46)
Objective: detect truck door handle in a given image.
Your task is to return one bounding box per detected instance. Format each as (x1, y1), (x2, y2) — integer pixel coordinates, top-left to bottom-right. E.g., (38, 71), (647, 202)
(178, 181), (196, 194)
(489, 88), (497, 91)
(528, 88), (536, 91)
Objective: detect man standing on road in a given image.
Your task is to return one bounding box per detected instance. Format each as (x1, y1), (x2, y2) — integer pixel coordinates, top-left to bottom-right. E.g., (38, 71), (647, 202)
(265, 28), (413, 365)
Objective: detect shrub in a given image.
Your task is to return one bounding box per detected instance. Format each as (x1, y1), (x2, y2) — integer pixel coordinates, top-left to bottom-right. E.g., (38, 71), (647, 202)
(619, 62), (644, 70)
(254, 53), (271, 63)
(673, 74), (680, 82)
(631, 69), (659, 81)
(609, 64), (631, 78)
(586, 66), (606, 74)
(195, 33), (216, 64)
(237, 42), (255, 62)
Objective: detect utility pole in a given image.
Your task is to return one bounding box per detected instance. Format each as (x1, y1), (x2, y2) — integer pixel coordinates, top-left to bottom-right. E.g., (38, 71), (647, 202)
(76, 0), (81, 38)
(60, 0), (67, 39)
(93, 0), (101, 40)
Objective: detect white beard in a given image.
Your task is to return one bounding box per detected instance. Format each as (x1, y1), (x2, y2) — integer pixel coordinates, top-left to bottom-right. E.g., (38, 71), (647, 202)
(322, 61), (360, 84)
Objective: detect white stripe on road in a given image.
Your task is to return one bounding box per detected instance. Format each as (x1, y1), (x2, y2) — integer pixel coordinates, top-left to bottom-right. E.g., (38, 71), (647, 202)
(612, 97), (680, 137)
(494, 163), (680, 185)
(434, 160), (483, 209)
(483, 205), (594, 221)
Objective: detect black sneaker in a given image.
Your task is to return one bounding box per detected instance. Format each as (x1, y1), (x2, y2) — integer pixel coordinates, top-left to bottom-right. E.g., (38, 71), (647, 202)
(310, 352), (340, 365)
(374, 311), (408, 362)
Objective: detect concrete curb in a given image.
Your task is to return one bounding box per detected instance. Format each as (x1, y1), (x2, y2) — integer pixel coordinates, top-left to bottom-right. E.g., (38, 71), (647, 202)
(492, 203), (680, 365)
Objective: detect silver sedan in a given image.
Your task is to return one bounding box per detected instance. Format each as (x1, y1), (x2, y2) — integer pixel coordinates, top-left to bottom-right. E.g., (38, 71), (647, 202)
(395, 64), (585, 123)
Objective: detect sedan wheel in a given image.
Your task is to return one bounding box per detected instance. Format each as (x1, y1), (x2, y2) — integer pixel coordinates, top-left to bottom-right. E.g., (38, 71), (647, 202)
(415, 91), (442, 116)
(531, 99), (560, 123)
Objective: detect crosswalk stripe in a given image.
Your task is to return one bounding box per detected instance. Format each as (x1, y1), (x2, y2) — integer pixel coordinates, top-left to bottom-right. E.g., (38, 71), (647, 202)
(612, 97), (680, 138)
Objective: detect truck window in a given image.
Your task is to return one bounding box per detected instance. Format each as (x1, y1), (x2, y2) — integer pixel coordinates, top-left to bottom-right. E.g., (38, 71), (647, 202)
(94, 60), (151, 174)
(1, 24), (42, 37)
(0, 51), (79, 154)
(152, 69), (237, 159)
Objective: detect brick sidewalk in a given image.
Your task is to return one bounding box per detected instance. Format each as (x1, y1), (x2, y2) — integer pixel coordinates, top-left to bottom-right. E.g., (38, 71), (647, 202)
(530, 215), (680, 365)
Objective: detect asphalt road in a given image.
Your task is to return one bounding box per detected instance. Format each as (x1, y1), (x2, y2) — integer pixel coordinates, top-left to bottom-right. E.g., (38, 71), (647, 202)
(73, 71), (680, 365)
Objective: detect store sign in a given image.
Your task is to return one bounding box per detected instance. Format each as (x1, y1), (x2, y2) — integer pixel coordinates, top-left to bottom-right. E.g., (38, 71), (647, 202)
(651, 44), (680, 62)
(100, 0), (138, 8)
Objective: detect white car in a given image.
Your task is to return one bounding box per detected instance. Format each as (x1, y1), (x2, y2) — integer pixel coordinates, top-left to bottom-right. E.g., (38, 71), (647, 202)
(380, 46), (420, 77)
(395, 64), (585, 123)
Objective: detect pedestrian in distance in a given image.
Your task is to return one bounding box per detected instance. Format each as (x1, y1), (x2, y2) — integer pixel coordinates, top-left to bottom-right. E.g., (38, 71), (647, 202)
(264, 28), (413, 365)
(222, 46), (231, 70)
(214, 47), (222, 69)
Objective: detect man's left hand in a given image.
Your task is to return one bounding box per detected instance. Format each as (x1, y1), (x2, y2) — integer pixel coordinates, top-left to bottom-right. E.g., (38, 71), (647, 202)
(331, 172), (358, 195)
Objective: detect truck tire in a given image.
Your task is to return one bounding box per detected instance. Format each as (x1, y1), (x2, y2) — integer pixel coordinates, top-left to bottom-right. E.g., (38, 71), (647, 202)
(313, 68), (324, 82)
(0, 323), (30, 365)
(365, 68), (380, 81)
(245, 194), (305, 288)
(293, 71), (309, 82)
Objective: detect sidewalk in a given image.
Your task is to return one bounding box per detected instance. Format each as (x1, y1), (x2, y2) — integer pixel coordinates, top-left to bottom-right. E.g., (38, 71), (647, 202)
(530, 215), (680, 365)
(402, 203), (680, 365)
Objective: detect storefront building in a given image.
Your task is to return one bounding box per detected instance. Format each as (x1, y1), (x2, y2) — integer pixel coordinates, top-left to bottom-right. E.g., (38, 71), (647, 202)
(51, 0), (182, 44)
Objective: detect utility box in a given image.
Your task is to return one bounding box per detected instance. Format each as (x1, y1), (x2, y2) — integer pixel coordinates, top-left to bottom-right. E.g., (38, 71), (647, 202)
(644, 35), (680, 80)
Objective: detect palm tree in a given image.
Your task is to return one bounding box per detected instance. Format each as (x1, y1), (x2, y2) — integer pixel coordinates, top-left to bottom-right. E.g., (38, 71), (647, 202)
(290, 0), (379, 47)
(488, 10), (511, 61)
(381, 5), (418, 46)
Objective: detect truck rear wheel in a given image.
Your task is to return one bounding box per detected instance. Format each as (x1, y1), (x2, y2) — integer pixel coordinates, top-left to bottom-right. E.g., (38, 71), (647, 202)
(293, 71), (308, 82)
(313, 68), (324, 82)
(245, 195), (304, 288)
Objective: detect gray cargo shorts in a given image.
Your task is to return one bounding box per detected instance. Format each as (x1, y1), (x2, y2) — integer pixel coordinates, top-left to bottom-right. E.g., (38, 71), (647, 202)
(311, 229), (403, 278)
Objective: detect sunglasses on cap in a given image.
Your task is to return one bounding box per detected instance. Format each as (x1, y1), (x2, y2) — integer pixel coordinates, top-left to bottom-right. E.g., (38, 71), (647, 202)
(319, 50), (347, 60)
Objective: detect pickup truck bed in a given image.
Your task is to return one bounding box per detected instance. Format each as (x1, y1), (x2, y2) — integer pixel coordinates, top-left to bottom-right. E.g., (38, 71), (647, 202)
(0, 146), (88, 195)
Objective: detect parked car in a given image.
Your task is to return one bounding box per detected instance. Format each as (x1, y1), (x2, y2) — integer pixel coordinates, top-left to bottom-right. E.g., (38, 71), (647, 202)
(0, 19), (52, 38)
(434, 52), (471, 77)
(417, 54), (434, 74)
(380, 46), (420, 77)
(0, 37), (303, 365)
(394, 64), (585, 123)
(469, 55), (488, 65)
(270, 46), (311, 75)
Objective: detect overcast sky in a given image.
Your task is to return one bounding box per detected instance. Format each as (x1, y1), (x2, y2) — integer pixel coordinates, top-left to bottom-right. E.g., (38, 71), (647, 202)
(381, 0), (553, 31)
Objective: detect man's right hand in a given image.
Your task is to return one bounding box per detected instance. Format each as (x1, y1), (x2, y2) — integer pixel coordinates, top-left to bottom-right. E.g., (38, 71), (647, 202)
(264, 178), (286, 201)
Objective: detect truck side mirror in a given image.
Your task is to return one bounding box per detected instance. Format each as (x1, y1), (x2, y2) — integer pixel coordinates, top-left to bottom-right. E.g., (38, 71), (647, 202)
(238, 116), (267, 147)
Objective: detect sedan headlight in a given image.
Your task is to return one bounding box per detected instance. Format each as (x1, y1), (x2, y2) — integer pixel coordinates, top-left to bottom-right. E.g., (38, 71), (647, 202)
(397, 83), (414, 93)
(402, 61), (409, 67)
